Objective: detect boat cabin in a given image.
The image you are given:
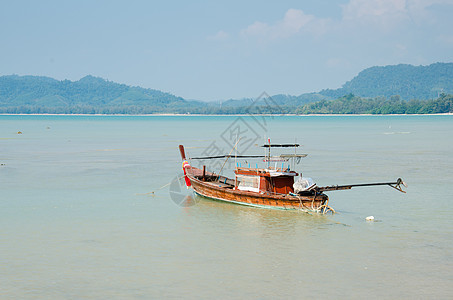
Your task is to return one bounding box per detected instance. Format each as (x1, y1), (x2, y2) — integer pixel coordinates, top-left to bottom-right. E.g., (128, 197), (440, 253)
(185, 141), (304, 195)
(234, 167), (298, 194)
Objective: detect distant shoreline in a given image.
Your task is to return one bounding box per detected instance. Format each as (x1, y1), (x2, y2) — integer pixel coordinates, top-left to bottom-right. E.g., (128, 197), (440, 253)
(0, 113), (452, 117)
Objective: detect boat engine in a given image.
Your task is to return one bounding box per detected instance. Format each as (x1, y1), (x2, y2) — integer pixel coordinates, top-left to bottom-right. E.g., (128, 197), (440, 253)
(293, 177), (316, 193)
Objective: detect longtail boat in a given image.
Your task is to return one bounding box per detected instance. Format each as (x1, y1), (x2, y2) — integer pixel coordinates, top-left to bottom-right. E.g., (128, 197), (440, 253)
(178, 142), (406, 213)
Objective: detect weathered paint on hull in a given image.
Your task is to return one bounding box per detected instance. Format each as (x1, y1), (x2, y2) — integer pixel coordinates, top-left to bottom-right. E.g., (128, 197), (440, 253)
(189, 175), (329, 212)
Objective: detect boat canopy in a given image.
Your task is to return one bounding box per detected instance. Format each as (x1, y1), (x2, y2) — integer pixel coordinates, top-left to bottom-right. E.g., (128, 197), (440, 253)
(261, 144), (300, 148)
(191, 155), (265, 160)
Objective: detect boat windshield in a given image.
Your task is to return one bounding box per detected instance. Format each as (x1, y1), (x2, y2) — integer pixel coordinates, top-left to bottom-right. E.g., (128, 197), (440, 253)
(236, 175), (260, 192)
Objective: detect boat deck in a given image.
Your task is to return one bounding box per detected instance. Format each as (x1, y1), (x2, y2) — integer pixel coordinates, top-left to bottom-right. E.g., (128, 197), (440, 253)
(203, 181), (234, 189)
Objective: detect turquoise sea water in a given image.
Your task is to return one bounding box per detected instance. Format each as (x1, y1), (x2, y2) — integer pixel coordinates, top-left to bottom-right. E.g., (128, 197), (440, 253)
(0, 115), (452, 298)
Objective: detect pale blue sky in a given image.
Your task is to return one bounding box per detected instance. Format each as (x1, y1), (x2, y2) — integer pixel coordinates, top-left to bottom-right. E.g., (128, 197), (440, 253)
(1, 0), (453, 101)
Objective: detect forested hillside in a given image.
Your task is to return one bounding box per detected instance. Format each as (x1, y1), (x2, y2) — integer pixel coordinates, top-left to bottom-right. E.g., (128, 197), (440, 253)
(320, 63), (453, 100)
(1, 62), (452, 114)
(0, 75), (201, 113)
(296, 93), (453, 114)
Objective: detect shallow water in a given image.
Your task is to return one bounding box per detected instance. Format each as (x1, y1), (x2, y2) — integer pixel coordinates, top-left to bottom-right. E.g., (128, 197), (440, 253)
(0, 115), (452, 298)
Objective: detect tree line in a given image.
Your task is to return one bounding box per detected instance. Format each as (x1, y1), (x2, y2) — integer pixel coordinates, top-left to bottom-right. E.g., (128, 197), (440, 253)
(1, 94), (452, 115)
(295, 94), (453, 114)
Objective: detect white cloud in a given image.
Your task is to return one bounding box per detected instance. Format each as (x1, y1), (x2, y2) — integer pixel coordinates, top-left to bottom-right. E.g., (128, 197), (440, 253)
(208, 30), (230, 42)
(341, 0), (453, 28)
(240, 9), (317, 40)
(406, 0), (453, 23)
(341, 0), (409, 28)
(407, 0), (453, 11)
(241, 21), (270, 37)
(343, 0), (407, 19)
(238, 1), (453, 41)
(280, 8), (315, 37)
(236, 0), (453, 47)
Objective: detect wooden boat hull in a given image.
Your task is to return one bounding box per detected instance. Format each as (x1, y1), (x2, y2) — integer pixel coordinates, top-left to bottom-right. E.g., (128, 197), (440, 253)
(188, 174), (330, 212)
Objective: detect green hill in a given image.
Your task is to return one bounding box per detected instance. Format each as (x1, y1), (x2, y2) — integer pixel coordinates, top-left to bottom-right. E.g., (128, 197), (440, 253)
(320, 63), (453, 100)
(0, 75), (199, 114)
(1, 62), (452, 114)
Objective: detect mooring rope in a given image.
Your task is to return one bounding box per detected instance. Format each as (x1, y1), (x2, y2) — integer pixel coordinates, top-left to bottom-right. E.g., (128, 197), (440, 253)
(137, 175), (187, 196)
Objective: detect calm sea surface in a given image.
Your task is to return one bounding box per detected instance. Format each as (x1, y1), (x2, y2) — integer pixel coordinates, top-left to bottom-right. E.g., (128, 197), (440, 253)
(0, 115), (452, 298)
